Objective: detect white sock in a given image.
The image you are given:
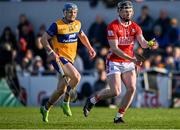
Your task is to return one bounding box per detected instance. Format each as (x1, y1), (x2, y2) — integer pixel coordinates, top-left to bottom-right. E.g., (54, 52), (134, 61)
(90, 97), (97, 105)
(116, 112), (123, 118)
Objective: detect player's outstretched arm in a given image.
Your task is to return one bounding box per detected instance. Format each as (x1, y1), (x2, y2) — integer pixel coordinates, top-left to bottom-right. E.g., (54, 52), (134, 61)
(136, 34), (158, 49)
(78, 31), (96, 59)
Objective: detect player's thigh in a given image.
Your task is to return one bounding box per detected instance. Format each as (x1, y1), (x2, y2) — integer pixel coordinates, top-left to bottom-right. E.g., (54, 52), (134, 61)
(107, 73), (121, 94)
(63, 62), (81, 80)
(121, 70), (136, 89)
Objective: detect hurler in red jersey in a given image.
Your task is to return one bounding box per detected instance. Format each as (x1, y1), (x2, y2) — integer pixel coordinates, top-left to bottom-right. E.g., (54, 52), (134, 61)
(83, 0), (158, 124)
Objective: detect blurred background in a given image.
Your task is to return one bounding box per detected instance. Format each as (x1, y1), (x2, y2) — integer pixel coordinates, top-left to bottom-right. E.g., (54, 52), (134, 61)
(0, 0), (180, 109)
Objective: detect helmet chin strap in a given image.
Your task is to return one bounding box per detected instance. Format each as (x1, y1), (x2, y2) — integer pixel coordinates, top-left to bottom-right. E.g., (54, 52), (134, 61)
(119, 15), (130, 22)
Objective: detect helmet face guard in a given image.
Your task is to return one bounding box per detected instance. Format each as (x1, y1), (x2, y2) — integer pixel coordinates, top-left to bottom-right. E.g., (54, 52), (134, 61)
(63, 3), (78, 22)
(117, 1), (133, 22)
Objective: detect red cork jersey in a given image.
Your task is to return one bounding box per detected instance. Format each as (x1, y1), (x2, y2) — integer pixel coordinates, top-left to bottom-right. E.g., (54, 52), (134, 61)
(107, 19), (142, 62)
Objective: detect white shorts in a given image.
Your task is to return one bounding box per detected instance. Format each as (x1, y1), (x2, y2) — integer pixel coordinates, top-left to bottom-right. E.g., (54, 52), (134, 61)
(106, 61), (135, 76)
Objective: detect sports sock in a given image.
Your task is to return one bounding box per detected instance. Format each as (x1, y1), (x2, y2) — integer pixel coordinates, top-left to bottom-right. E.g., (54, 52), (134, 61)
(90, 97), (96, 104)
(64, 93), (70, 102)
(116, 108), (125, 118)
(90, 95), (100, 105)
(115, 112), (123, 118)
(64, 86), (71, 102)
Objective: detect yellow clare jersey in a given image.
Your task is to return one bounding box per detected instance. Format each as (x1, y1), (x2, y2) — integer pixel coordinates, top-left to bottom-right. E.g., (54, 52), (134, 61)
(47, 19), (81, 63)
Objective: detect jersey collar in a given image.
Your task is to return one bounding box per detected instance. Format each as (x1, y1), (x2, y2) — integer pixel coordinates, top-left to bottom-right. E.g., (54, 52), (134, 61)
(62, 17), (74, 25)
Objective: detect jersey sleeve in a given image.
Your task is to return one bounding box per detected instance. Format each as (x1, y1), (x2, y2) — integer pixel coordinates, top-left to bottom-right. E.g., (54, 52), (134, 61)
(77, 20), (82, 34)
(107, 24), (118, 40)
(79, 23), (82, 34)
(46, 22), (57, 37)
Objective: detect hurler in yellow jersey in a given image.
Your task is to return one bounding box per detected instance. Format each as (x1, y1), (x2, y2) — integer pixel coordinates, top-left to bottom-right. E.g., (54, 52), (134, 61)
(40, 3), (96, 122)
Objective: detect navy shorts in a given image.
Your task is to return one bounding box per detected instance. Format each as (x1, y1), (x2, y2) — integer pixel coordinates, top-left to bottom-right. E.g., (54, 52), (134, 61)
(51, 57), (70, 72)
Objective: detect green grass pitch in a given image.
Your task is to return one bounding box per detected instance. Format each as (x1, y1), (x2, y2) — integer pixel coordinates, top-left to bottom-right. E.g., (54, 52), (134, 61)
(0, 107), (180, 129)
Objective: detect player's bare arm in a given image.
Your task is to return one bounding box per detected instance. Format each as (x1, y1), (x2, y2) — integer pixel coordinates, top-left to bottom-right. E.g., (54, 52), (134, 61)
(136, 34), (158, 49)
(41, 32), (53, 53)
(109, 39), (142, 66)
(40, 32), (59, 61)
(78, 31), (96, 59)
(108, 39), (135, 61)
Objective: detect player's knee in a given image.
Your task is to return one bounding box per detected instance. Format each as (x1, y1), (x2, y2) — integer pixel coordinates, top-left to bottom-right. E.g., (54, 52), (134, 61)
(73, 72), (81, 84)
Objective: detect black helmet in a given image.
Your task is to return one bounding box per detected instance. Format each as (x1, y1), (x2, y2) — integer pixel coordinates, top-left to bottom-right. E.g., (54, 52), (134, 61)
(63, 3), (78, 12)
(117, 0), (133, 11)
